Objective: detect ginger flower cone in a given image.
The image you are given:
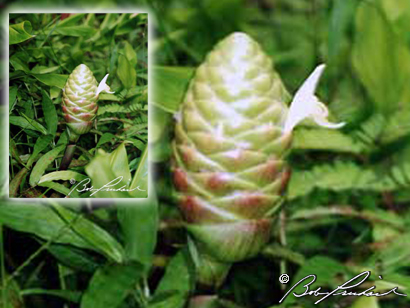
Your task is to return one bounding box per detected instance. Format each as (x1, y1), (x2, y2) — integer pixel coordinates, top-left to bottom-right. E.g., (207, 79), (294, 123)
(172, 32), (292, 286)
(60, 64), (113, 170)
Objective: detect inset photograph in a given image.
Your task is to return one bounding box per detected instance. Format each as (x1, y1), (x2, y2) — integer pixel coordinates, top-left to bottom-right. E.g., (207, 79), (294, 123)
(9, 13), (148, 198)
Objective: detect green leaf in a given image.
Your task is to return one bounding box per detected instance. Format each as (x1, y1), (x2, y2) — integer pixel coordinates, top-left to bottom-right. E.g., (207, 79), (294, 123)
(349, 297), (379, 308)
(117, 196), (158, 271)
(32, 74), (68, 89)
(10, 54), (30, 72)
(9, 21), (34, 45)
(124, 41), (137, 67)
(32, 65), (61, 74)
(41, 90), (58, 136)
(9, 138), (25, 166)
(9, 86), (18, 113)
(129, 145), (148, 198)
(9, 168), (29, 197)
(26, 134), (53, 168)
(21, 289), (81, 303)
(54, 26), (96, 37)
(0, 203), (124, 262)
(283, 256), (349, 305)
(57, 14), (86, 27)
(117, 54), (136, 89)
(352, 1), (410, 113)
(367, 232), (410, 272)
(292, 128), (363, 153)
(147, 293), (189, 308)
(152, 66), (194, 113)
(29, 144), (65, 187)
(328, 0), (358, 61)
(10, 115), (48, 135)
(98, 93), (122, 101)
(154, 249), (194, 298)
(85, 144), (132, 198)
(96, 133), (117, 148)
(47, 243), (100, 272)
(111, 144), (133, 184)
(80, 262), (144, 308)
(39, 181), (80, 198)
(52, 204), (124, 262)
(38, 170), (87, 184)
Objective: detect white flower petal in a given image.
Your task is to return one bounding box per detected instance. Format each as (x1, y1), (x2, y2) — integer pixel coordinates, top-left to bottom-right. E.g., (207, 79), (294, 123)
(313, 117), (346, 129)
(283, 64), (345, 133)
(96, 74), (114, 96)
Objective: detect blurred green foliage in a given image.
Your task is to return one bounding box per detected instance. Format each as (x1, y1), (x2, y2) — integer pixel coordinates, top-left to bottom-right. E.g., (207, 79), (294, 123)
(2, 1), (410, 308)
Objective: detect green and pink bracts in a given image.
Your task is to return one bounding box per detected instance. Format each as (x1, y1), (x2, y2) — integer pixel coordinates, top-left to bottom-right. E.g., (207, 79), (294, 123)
(172, 32), (344, 286)
(62, 64), (113, 143)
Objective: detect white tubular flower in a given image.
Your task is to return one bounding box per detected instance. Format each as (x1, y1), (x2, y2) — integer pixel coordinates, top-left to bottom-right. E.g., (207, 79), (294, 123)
(283, 64), (345, 134)
(96, 74), (115, 96)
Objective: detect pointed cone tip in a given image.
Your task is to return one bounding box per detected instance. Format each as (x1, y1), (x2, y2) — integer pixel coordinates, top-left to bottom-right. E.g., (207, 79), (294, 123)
(222, 32), (256, 49)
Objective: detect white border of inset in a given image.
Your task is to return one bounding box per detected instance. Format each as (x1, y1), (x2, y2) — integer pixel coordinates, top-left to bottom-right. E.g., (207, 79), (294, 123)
(5, 8), (155, 205)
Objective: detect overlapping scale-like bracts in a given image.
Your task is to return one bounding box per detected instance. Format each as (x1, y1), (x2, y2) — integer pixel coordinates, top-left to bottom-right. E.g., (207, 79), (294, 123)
(173, 32), (292, 285)
(62, 64), (98, 142)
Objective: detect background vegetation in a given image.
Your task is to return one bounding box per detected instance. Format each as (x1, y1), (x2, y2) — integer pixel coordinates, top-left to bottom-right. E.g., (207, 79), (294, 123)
(2, 1), (410, 308)
(9, 13), (148, 198)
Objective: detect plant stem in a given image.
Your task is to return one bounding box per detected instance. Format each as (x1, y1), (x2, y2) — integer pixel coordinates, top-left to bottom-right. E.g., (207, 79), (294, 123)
(279, 210), (287, 290)
(60, 144), (76, 170)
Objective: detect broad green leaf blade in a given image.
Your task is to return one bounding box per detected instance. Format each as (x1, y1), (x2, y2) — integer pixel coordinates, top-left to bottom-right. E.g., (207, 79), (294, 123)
(47, 243), (100, 273)
(84, 149), (130, 198)
(9, 21), (34, 45)
(20, 289), (81, 303)
(29, 144), (65, 187)
(56, 13), (86, 27)
(9, 86), (18, 113)
(38, 181), (80, 198)
(154, 249), (194, 307)
(9, 168), (29, 197)
(51, 205), (124, 262)
(27, 134), (53, 168)
(32, 65), (61, 74)
(85, 144), (146, 198)
(366, 232), (410, 273)
(124, 41), (137, 67)
(10, 115), (48, 135)
(38, 170), (87, 185)
(80, 262), (144, 308)
(41, 90), (58, 136)
(0, 203), (123, 262)
(129, 145), (148, 198)
(10, 54), (30, 72)
(54, 26), (96, 37)
(152, 66), (194, 113)
(352, 1), (410, 113)
(147, 293), (189, 308)
(108, 143), (132, 184)
(117, 54), (136, 89)
(349, 297), (379, 308)
(96, 133), (117, 148)
(328, 0), (358, 61)
(9, 138), (25, 166)
(283, 256), (349, 305)
(292, 128), (363, 153)
(32, 74), (68, 89)
(117, 197), (158, 271)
